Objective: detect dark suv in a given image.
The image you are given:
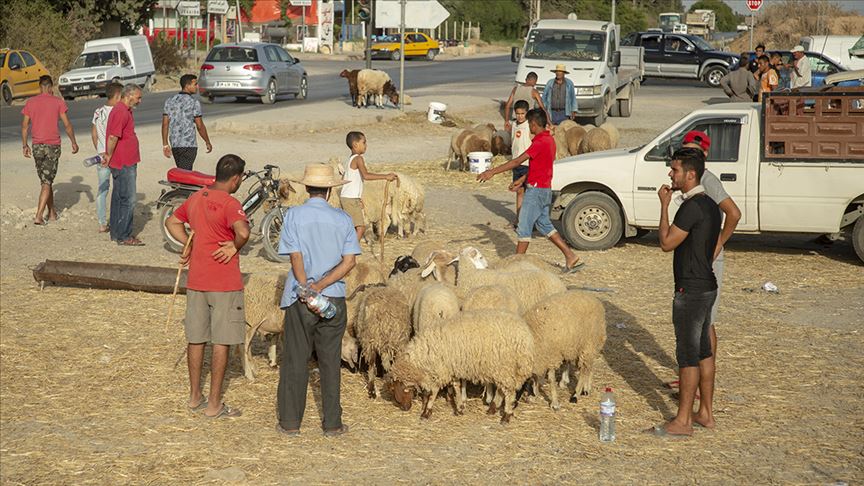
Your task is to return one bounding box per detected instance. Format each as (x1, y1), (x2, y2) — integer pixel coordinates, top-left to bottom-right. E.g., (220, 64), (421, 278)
(622, 32), (738, 87)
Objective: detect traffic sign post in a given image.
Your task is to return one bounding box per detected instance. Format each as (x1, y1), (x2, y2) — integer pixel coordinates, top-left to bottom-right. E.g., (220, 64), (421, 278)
(747, 0), (763, 51)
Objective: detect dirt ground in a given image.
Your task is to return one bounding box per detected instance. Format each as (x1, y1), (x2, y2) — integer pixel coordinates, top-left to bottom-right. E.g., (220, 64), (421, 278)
(1, 76), (863, 484)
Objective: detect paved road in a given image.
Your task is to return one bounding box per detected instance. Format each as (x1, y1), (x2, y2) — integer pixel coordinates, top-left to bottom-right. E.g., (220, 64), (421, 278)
(0, 55), (517, 143)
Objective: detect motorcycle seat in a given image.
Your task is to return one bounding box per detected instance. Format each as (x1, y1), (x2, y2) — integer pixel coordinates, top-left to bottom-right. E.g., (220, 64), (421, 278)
(167, 168), (216, 187)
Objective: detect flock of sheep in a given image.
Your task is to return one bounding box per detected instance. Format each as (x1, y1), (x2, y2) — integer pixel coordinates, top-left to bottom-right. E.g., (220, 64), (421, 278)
(243, 242), (607, 424)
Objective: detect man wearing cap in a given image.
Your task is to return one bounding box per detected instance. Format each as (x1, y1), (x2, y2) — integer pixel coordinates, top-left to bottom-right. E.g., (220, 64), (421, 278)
(789, 45), (811, 88)
(276, 164), (361, 437)
(542, 64), (577, 125)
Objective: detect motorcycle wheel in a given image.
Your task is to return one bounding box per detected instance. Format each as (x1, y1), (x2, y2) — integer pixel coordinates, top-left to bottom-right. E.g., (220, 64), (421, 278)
(261, 206), (290, 263)
(160, 194), (189, 253)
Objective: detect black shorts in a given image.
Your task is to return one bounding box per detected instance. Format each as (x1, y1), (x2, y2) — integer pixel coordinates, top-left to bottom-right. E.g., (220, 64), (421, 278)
(672, 289), (716, 368)
(172, 147), (198, 170)
(512, 164), (529, 182)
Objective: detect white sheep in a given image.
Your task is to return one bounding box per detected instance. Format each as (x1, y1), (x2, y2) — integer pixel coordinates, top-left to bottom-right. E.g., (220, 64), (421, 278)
(391, 173), (426, 238)
(357, 69), (399, 108)
(489, 253), (553, 273)
(460, 284), (523, 315)
(523, 290), (607, 409)
(389, 310), (535, 423)
(410, 240), (447, 265)
(412, 283), (461, 335)
(599, 122), (620, 149)
(579, 127), (613, 154)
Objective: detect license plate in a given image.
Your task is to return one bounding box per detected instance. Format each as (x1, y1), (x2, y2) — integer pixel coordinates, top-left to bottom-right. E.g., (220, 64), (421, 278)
(74, 85), (90, 91)
(215, 81), (241, 88)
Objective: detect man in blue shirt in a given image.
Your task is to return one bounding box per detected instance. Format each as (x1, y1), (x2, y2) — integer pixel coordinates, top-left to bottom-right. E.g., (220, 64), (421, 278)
(541, 64), (576, 125)
(276, 164), (361, 437)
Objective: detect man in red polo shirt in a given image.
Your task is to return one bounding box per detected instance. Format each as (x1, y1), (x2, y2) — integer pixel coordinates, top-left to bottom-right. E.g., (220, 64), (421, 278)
(102, 84), (143, 245)
(21, 75), (79, 225)
(164, 154), (251, 419)
(477, 109), (583, 272)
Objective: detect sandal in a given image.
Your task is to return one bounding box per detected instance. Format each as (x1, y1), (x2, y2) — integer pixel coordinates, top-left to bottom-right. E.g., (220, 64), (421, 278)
(204, 404), (242, 419)
(275, 423), (300, 436)
(562, 259), (585, 274)
(323, 424), (349, 437)
(188, 399), (208, 412)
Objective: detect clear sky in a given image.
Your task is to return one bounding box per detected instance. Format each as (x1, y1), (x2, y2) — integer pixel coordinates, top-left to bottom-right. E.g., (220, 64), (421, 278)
(681, 0), (864, 15)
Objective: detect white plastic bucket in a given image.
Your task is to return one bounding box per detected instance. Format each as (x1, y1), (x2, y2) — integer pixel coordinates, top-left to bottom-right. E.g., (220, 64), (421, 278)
(427, 102), (447, 123)
(467, 151), (493, 174)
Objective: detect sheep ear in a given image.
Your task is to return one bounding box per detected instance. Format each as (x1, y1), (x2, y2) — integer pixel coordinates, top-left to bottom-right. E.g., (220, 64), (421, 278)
(447, 256), (460, 266)
(431, 264), (443, 282)
(420, 261), (436, 278)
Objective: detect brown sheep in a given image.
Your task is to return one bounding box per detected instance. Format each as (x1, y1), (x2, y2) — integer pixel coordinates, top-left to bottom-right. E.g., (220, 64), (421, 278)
(579, 127), (613, 154)
(340, 69), (361, 106)
(491, 129), (512, 156)
(382, 80), (400, 106)
(566, 125), (587, 155)
(447, 129), (491, 171)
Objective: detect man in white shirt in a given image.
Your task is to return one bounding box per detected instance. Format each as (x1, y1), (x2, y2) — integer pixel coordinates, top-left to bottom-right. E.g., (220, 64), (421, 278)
(789, 45), (812, 88)
(90, 82), (123, 233)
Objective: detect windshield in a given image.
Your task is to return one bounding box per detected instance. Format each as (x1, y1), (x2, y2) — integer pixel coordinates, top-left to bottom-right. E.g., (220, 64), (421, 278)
(73, 51), (120, 69)
(0, 52), (5, 69)
(690, 36), (714, 51)
(659, 14), (681, 31)
(524, 29), (606, 61)
(206, 47), (258, 62)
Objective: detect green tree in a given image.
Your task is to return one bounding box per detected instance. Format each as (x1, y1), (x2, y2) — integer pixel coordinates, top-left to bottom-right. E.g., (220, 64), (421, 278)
(439, 0), (526, 41)
(689, 0), (742, 32)
(54, 0), (158, 31)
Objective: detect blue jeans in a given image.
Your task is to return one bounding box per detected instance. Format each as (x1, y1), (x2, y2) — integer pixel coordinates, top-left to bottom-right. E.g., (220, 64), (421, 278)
(550, 110), (569, 125)
(109, 164), (137, 241)
(516, 186), (556, 242)
(96, 166), (110, 226)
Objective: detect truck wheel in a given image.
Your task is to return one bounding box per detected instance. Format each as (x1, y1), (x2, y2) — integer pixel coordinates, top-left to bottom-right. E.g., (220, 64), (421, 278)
(1, 82), (12, 105)
(853, 215), (864, 264)
(391, 50), (401, 61)
(261, 207), (290, 263)
(617, 95), (633, 117)
(703, 66), (727, 88)
(561, 192), (623, 251)
(592, 113), (606, 126)
(159, 194), (188, 253)
(609, 101), (621, 117)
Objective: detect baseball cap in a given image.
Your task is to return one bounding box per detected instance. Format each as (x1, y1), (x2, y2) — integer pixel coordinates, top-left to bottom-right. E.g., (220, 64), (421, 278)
(683, 130), (711, 152)
(791, 45), (805, 53)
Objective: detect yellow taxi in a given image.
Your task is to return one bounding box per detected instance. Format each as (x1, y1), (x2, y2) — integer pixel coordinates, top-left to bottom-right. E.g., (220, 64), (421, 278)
(1, 48), (50, 105)
(371, 32), (440, 61)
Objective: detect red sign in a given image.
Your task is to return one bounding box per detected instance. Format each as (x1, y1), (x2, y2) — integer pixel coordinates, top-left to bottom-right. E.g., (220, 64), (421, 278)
(746, 0), (763, 11)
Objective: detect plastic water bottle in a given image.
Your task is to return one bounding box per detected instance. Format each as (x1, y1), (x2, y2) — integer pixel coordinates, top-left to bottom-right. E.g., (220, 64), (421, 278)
(82, 154), (103, 167)
(295, 283), (337, 319)
(599, 387), (616, 443)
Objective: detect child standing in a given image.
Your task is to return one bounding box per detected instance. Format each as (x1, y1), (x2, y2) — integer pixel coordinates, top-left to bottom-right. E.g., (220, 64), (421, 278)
(341, 131), (397, 243)
(503, 71), (550, 131)
(90, 82), (123, 233)
(478, 109), (583, 272)
(508, 99), (532, 229)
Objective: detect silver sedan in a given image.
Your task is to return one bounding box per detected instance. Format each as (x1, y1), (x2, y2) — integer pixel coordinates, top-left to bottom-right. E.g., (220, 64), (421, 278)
(198, 42), (307, 104)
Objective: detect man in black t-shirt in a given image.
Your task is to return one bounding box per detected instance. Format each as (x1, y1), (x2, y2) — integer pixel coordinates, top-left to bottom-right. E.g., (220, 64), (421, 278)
(649, 148), (721, 438)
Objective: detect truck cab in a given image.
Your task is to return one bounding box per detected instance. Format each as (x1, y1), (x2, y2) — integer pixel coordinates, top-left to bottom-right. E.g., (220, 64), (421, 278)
(551, 90), (864, 263)
(511, 19), (643, 126)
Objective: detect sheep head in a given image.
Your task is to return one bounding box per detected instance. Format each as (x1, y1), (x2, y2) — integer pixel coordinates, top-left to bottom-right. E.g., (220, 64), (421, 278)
(491, 134), (510, 156)
(340, 334), (359, 370)
(389, 255), (420, 278)
(383, 81), (399, 106)
(450, 246), (488, 269)
(389, 380), (415, 411)
(339, 69), (349, 78)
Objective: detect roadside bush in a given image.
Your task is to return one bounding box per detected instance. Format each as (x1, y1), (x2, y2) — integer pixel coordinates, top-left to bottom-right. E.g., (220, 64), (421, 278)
(0, 0), (98, 79)
(151, 34), (186, 74)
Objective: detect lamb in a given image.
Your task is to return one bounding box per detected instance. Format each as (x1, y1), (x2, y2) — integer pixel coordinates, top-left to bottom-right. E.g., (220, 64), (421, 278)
(411, 283), (461, 335)
(599, 122), (620, 149)
(410, 240), (447, 266)
(357, 69), (399, 108)
(579, 127), (613, 154)
(523, 290), (607, 409)
(242, 273), (287, 380)
(451, 246), (566, 311)
(566, 125), (588, 156)
(363, 172), (425, 239)
(447, 128), (492, 171)
(389, 310), (535, 423)
(354, 286), (412, 398)
(389, 255), (421, 277)
(339, 69), (361, 106)
(278, 174), (342, 209)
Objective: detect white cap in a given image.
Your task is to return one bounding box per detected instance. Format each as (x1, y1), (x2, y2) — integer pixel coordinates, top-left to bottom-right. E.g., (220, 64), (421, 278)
(791, 45), (805, 53)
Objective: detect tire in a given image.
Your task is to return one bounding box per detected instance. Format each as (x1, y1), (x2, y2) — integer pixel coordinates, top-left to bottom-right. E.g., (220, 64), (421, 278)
(295, 76), (307, 99)
(703, 66), (727, 88)
(618, 94), (633, 117)
(425, 49), (438, 61)
(560, 192), (623, 251)
(609, 100), (621, 118)
(391, 50), (401, 61)
(853, 215), (864, 264)
(261, 78), (277, 104)
(261, 206), (290, 263)
(592, 112), (606, 126)
(1, 82), (12, 105)
(159, 193), (189, 253)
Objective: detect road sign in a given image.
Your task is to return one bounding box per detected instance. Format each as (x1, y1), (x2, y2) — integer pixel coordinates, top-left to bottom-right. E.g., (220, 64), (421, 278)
(375, 0), (450, 29)
(207, 0), (229, 14)
(289, 0), (313, 6)
(177, 1), (201, 16)
(746, 0), (763, 12)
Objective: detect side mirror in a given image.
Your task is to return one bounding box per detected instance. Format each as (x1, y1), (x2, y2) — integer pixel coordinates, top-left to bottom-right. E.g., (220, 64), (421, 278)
(685, 44), (694, 52)
(665, 142), (675, 161)
(610, 50), (621, 68)
(511, 46), (521, 63)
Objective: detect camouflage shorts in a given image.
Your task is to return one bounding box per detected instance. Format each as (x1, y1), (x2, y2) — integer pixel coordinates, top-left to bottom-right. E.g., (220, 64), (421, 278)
(33, 144), (61, 185)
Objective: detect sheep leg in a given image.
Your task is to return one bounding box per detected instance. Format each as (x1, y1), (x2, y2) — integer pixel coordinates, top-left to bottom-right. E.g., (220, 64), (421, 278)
(548, 369), (561, 411)
(461, 380), (468, 409)
(572, 354), (596, 403)
(243, 318), (268, 381)
(366, 353), (379, 399)
(450, 381), (464, 415)
(482, 383), (495, 405)
(267, 333), (280, 368)
(500, 388), (516, 424)
(559, 361), (571, 388)
(421, 386), (440, 419)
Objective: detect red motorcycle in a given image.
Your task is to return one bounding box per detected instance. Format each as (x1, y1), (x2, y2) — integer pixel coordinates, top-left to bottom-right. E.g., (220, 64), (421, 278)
(156, 165), (289, 262)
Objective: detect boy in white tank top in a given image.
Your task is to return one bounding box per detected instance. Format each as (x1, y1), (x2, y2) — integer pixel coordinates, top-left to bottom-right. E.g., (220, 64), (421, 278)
(341, 131), (397, 243)
(508, 100), (533, 229)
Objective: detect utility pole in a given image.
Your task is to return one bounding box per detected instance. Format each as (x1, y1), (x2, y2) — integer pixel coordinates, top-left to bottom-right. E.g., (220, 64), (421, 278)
(611, 0), (616, 25)
(399, 0), (405, 111)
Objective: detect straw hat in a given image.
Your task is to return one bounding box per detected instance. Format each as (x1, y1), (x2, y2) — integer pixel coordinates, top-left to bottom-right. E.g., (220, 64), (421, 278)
(290, 164), (347, 188)
(551, 63), (569, 74)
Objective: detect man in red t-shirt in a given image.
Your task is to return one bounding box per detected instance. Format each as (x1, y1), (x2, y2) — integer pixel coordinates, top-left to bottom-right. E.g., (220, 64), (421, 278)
(477, 109), (583, 272)
(103, 84), (144, 245)
(165, 154), (251, 419)
(21, 75), (79, 225)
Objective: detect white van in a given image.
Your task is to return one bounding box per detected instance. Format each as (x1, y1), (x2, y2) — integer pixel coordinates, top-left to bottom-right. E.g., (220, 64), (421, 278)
(58, 35), (155, 100)
(800, 35), (864, 70)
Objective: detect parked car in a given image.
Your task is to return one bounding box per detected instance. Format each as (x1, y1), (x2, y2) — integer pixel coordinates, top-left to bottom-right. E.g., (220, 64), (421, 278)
(800, 35), (864, 70)
(58, 35), (155, 100)
(0, 48), (50, 105)
(198, 43), (307, 104)
(622, 31), (738, 87)
(371, 32), (440, 61)
(741, 50), (861, 88)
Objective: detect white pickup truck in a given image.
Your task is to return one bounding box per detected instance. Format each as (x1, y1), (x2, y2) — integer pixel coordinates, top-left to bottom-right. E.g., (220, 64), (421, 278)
(550, 89), (864, 263)
(511, 19), (644, 126)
